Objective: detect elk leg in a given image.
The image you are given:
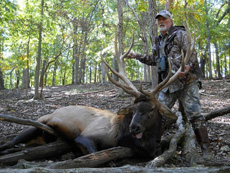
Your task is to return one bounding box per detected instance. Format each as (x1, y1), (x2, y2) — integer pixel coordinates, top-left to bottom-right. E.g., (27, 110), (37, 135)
(0, 126), (43, 152)
(74, 136), (97, 154)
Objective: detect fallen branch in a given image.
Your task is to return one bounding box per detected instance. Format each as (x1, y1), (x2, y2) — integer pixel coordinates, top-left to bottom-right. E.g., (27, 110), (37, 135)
(0, 114), (57, 136)
(164, 106), (230, 130)
(182, 123), (202, 166)
(48, 146), (134, 169)
(205, 106), (230, 121)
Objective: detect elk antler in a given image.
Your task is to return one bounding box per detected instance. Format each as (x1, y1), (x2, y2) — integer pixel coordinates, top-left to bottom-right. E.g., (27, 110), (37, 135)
(101, 33), (142, 98)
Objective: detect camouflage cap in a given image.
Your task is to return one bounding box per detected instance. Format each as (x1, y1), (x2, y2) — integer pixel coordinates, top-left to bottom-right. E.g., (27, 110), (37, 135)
(155, 10), (172, 19)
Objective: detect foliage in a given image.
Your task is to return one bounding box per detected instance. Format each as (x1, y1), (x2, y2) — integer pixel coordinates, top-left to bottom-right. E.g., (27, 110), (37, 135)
(0, 0), (229, 89)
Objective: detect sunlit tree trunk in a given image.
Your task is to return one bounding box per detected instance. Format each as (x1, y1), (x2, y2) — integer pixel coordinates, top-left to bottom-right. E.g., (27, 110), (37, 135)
(148, 0), (158, 88)
(214, 42), (222, 79)
(80, 32), (88, 84)
(117, 0), (124, 95)
(34, 0), (44, 99)
(205, 0), (212, 79)
(22, 37), (30, 100)
(101, 61), (106, 84)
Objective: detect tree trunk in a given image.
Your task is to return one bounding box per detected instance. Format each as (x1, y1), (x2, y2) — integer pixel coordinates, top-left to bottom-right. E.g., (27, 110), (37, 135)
(148, 0), (158, 88)
(228, 5), (230, 77)
(101, 61), (106, 84)
(39, 60), (47, 87)
(15, 70), (20, 88)
(72, 19), (80, 84)
(34, 0), (44, 99)
(22, 60), (30, 94)
(112, 56), (118, 81)
(0, 68), (4, 90)
(52, 61), (57, 86)
(214, 42), (222, 79)
(22, 68), (29, 89)
(94, 63), (97, 83)
(9, 68), (15, 89)
(117, 0), (125, 96)
(199, 42), (206, 78)
(205, 0), (212, 79)
(80, 33), (88, 84)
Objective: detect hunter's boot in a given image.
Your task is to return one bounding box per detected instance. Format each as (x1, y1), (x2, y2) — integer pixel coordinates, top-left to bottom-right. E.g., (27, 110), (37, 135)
(194, 126), (214, 160)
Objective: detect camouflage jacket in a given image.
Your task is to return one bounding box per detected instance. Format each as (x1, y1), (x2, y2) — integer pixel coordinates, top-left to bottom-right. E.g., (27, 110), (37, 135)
(136, 25), (202, 93)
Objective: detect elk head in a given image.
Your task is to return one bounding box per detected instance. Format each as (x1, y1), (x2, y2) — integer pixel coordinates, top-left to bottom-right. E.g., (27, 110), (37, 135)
(101, 39), (176, 139)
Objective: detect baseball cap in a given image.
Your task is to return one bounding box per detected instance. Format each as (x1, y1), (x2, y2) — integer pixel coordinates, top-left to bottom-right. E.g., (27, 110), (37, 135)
(155, 10), (172, 19)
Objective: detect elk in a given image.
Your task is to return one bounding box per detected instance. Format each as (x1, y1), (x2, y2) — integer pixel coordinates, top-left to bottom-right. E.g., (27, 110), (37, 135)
(0, 22), (193, 161)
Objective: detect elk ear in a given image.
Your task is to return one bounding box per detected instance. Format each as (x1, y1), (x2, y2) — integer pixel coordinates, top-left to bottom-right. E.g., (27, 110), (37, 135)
(156, 100), (177, 120)
(117, 105), (133, 115)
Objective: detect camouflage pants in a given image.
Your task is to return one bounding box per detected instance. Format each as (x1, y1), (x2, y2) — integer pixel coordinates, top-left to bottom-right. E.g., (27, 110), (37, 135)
(158, 81), (206, 129)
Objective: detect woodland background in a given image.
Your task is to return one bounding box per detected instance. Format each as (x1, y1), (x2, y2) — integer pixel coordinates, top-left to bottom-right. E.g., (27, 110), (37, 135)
(0, 0), (229, 98)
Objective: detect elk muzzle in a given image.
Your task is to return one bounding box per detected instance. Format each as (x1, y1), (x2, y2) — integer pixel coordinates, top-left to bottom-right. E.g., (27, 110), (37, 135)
(129, 123), (143, 139)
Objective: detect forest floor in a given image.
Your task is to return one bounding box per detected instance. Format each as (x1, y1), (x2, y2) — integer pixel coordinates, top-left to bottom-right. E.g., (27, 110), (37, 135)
(0, 79), (230, 171)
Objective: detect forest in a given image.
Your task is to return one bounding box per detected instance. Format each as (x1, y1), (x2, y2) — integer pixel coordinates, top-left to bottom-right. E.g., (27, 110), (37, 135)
(0, 0), (230, 172)
(0, 0), (229, 97)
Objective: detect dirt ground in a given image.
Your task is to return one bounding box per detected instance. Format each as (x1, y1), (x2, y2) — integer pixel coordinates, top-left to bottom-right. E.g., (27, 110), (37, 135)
(0, 79), (230, 168)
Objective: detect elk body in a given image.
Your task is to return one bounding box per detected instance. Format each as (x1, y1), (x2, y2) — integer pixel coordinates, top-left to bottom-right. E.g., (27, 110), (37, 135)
(0, 92), (176, 158)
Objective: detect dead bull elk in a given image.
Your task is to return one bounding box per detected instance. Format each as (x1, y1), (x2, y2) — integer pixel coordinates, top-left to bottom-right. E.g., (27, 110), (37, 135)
(0, 24), (194, 161)
(0, 63), (175, 160)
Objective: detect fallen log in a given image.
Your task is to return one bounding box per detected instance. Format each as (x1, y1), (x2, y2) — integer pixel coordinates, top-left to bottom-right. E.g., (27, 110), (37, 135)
(0, 140), (73, 166)
(163, 106), (230, 130)
(48, 146), (134, 169)
(205, 106), (230, 121)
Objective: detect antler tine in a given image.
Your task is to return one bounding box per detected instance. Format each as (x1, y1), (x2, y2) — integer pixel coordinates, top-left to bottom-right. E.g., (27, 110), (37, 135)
(184, 20), (194, 64)
(102, 55), (138, 92)
(102, 56), (126, 82)
(104, 65), (140, 97)
(139, 58), (172, 98)
(101, 32), (142, 97)
(121, 33), (134, 60)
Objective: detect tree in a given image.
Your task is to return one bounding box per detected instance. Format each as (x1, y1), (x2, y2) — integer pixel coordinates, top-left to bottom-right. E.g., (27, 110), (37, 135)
(34, 0), (44, 99)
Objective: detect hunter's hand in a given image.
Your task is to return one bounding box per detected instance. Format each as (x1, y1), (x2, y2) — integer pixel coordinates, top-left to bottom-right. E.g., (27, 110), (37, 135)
(178, 65), (190, 78)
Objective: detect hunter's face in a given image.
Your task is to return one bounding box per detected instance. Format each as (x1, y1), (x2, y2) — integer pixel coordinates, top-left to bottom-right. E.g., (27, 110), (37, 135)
(156, 16), (173, 35)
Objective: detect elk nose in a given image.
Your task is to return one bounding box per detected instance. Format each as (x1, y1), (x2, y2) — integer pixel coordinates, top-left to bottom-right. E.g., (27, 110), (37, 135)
(129, 124), (140, 133)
